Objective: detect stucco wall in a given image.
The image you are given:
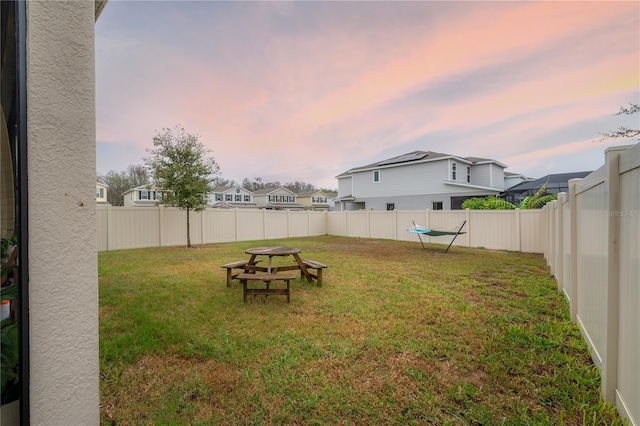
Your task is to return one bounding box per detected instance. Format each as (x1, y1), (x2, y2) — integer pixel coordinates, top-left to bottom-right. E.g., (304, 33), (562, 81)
(27, 1), (99, 424)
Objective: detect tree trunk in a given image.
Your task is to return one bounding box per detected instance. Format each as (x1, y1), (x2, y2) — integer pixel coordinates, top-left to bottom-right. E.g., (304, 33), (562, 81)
(186, 207), (191, 248)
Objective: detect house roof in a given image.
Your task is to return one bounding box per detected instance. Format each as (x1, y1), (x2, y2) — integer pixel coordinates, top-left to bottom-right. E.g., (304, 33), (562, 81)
(296, 190), (327, 197)
(338, 150), (507, 176)
(265, 203), (305, 210)
(122, 184), (157, 195)
(209, 201), (258, 209)
(211, 185), (254, 194)
(253, 187), (296, 196)
(506, 171), (592, 193)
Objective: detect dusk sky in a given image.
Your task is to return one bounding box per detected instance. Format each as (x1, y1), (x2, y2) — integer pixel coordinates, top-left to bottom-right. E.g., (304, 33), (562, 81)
(96, 1), (639, 190)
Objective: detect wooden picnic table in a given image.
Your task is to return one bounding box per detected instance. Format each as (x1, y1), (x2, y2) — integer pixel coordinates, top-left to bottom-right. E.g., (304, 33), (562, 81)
(243, 246), (314, 282)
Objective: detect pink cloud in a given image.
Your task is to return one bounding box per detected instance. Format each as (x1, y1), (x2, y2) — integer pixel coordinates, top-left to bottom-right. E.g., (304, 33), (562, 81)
(96, 1), (639, 188)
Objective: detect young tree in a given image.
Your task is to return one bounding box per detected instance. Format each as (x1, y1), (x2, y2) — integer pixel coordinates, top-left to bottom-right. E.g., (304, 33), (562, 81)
(598, 102), (640, 141)
(145, 126), (220, 248)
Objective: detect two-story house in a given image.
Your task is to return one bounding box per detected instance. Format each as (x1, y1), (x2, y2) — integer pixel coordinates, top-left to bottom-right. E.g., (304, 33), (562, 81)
(122, 184), (163, 207)
(96, 182), (109, 204)
(295, 190), (330, 211)
(335, 150), (508, 211)
(208, 186), (256, 208)
(253, 187), (304, 210)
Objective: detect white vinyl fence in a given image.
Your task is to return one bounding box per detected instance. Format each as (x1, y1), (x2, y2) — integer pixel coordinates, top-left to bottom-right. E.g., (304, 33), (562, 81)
(97, 206), (543, 253)
(543, 143), (639, 426)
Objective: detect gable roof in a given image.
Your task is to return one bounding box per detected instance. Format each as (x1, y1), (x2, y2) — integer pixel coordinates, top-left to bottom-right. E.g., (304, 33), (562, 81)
(211, 185), (254, 194)
(122, 184), (157, 195)
(504, 171), (531, 178)
(338, 150), (507, 176)
(296, 190), (328, 197)
(253, 186), (296, 196)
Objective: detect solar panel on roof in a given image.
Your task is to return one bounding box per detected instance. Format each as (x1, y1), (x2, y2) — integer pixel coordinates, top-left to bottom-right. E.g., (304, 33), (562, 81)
(378, 151), (429, 166)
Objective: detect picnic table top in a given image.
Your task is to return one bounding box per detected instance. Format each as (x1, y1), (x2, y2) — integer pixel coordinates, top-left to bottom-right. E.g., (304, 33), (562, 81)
(244, 246), (301, 256)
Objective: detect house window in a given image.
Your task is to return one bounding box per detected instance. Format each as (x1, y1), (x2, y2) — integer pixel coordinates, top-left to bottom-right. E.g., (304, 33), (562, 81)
(386, 203), (395, 211)
(451, 162), (457, 181)
(215, 194), (222, 202)
(225, 194), (232, 202)
(466, 166), (471, 183)
(244, 195), (250, 202)
(432, 202), (443, 210)
(235, 194), (241, 202)
(373, 170), (380, 183)
(139, 190), (150, 200)
(96, 188), (104, 198)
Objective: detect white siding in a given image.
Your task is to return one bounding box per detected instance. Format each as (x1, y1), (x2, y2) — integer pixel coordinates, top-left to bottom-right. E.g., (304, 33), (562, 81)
(353, 161), (450, 198)
(337, 176), (353, 197)
(472, 164), (491, 187)
(491, 164), (506, 189)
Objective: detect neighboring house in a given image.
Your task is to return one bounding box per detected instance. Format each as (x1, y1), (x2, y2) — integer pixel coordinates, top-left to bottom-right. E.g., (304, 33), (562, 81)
(505, 171), (592, 206)
(208, 186), (256, 208)
(335, 150), (508, 211)
(252, 187), (305, 210)
(96, 182), (109, 204)
(122, 184), (163, 207)
(295, 190), (330, 211)
(325, 191), (338, 211)
(504, 172), (533, 190)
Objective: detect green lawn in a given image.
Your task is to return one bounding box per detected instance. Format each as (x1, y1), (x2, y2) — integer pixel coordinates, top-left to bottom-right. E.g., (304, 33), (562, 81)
(99, 236), (623, 425)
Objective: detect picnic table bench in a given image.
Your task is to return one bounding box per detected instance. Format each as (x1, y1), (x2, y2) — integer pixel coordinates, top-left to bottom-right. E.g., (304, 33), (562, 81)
(301, 259), (327, 287)
(236, 273), (296, 303)
(221, 259), (262, 287)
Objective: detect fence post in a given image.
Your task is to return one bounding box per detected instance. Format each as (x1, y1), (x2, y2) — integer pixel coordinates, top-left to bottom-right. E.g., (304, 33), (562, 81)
(158, 206), (164, 247)
(106, 204), (113, 251)
(548, 200), (557, 276)
(367, 209), (371, 239)
(547, 205), (553, 266)
(603, 147), (622, 404)
(568, 179), (579, 323)
(465, 208), (471, 247)
(287, 209), (291, 238)
(393, 209), (398, 241)
(200, 209), (205, 245)
(234, 208), (239, 242)
(556, 194), (566, 292)
(425, 209), (430, 244)
(514, 208), (521, 252)
(344, 211), (348, 236)
(263, 209), (267, 240)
